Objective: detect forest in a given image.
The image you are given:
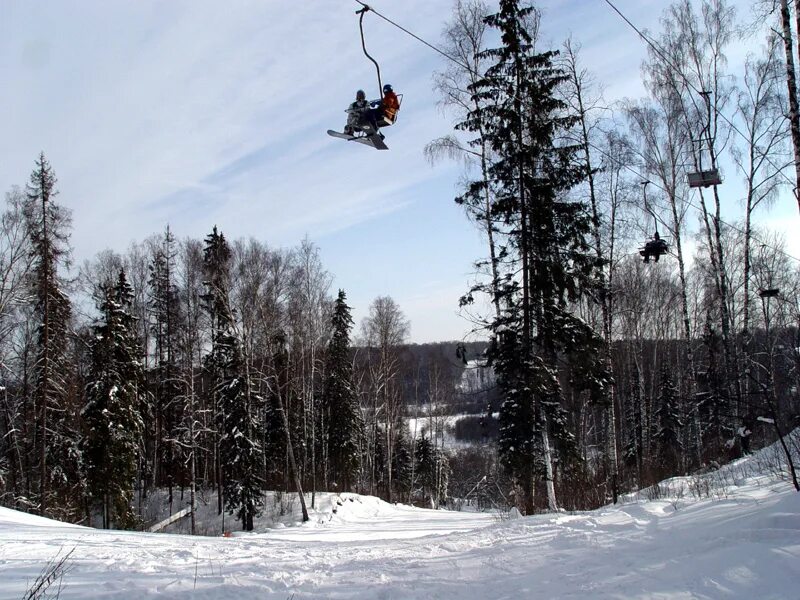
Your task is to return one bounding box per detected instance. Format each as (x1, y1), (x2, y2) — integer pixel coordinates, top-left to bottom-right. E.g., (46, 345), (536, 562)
(1, 0), (799, 533)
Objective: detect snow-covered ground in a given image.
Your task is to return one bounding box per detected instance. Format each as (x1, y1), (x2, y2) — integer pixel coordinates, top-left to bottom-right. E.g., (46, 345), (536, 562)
(2, 439), (799, 599)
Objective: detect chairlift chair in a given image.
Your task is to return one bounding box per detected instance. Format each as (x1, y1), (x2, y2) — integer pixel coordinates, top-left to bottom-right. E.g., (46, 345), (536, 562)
(326, 3), (403, 151)
(688, 169), (722, 188)
(687, 90), (722, 189)
(638, 180), (671, 263)
(639, 233), (670, 263)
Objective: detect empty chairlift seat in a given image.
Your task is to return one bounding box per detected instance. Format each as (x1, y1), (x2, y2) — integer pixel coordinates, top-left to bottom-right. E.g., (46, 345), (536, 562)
(687, 168), (721, 188)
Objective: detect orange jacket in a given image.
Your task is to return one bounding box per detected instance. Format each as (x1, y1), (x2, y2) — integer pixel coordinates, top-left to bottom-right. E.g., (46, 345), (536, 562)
(383, 91), (400, 121)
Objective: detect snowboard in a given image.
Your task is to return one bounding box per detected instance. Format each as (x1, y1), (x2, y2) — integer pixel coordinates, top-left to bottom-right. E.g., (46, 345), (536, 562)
(327, 129), (388, 151)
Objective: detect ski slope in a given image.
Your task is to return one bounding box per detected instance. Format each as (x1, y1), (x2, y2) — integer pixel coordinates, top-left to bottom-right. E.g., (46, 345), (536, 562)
(1, 442), (799, 599)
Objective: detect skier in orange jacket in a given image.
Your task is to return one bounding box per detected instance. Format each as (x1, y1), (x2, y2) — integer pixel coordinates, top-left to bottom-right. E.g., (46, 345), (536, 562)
(380, 84), (400, 124)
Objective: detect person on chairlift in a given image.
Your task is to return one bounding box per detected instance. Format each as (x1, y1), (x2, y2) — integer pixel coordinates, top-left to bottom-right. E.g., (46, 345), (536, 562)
(642, 231), (669, 263)
(379, 83), (400, 124)
(345, 89), (378, 135)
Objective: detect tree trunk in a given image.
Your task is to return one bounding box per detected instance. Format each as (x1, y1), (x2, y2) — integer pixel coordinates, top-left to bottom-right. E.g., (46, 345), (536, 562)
(277, 387), (309, 522)
(540, 418), (558, 511)
(780, 0), (800, 214)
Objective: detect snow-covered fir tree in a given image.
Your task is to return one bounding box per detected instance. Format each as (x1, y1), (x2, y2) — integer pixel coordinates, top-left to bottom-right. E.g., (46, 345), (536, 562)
(322, 290), (362, 491)
(461, 0), (609, 513)
(148, 226), (184, 505)
(23, 153), (78, 517)
(415, 432), (449, 508)
(653, 365), (684, 474)
(390, 420), (413, 501)
(697, 316), (732, 457)
(623, 364), (644, 483)
(82, 270), (144, 528)
(203, 227), (263, 531)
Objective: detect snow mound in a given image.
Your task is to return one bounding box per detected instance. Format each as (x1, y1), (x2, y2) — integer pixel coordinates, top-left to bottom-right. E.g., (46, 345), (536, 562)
(0, 506), (85, 530)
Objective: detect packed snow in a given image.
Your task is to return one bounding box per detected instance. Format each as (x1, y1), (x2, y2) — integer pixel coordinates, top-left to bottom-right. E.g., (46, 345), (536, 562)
(2, 438), (799, 599)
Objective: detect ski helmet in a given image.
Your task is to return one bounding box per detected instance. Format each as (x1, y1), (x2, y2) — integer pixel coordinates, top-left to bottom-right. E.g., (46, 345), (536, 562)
(383, 84), (393, 93)
(356, 89), (366, 100)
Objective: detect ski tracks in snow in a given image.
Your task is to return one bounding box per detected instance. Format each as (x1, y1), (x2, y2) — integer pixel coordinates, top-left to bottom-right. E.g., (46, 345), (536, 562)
(1, 480), (799, 598)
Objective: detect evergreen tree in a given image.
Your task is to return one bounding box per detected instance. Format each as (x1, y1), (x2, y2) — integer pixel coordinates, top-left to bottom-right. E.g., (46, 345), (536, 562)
(263, 348), (287, 489)
(623, 364), (644, 483)
(653, 366), (684, 474)
(82, 270), (144, 528)
(24, 153), (76, 516)
(414, 432), (450, 508)
(322, 290), (362, 491)
(202, 226), (230, 515)
(462, 1), (609, 512)
(697, 316), (732, 458)
(391, 420), (413, 501)
(494, 325), (543, 510)
(415, 433), (435, 504)
(148, 227), (183, 503)
(217, 327), (263, 531)
(202, 227), (263, 530)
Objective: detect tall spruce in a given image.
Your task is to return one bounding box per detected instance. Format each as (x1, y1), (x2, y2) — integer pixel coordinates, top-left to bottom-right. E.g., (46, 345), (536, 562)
(653, 366), (684, 474)
(623, 364), (644, 485)
(24, 153), (76, 516)
(148, 226), (183, 506)
(464, 1), (609, 512)
(202, 227), (263, 531)
(202, 226), (229, 514)
(217, 325), (263, 531)
(322, 290), (362, 491)
(415, 432), (449, 508)
(82, 270), (144, 528)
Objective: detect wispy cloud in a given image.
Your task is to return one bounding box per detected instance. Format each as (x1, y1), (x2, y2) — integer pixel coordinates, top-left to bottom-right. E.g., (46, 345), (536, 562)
(0, 0), (782, 341)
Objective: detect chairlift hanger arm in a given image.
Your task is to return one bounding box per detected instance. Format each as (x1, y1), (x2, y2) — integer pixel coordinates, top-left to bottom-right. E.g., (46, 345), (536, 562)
(356, 3), (382, 98)
(640, 180), (658, 234)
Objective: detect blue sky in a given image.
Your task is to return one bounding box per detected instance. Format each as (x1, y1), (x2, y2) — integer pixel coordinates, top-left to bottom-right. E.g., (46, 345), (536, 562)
(1, 0), (797, 342)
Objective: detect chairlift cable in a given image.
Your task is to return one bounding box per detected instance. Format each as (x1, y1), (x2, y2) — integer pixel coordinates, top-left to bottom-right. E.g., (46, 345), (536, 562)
(353, 1), (474, 74)
(349, 1), (800, 265)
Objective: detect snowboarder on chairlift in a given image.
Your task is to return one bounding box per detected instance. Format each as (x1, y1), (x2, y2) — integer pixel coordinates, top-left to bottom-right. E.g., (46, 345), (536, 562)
(345, 89), (378, 135)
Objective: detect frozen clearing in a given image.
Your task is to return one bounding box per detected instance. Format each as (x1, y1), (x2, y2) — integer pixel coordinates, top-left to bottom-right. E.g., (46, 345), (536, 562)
(2, 444), (799, 598)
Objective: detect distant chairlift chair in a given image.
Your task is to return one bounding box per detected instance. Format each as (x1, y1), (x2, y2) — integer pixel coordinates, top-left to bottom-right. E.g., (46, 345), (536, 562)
(687, 90), (722, 189)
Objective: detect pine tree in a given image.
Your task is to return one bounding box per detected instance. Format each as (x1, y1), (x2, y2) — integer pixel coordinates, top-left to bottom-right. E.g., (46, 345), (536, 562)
(217, 327), (263, 531)
(82, 270), (144, 528)
(202, 226), (230, 515)
(494, 325), (542, 511)
(415, 433), (435, 504)
(148, 226), (183, 505)
(697, 316), (732, 459)
(464, 1), (609, 513)
(623, 364), (644, 484)
(653, 366), (684, 475)
(391, 419), (413, 501)
(263, 350), (287, 489)
(322, 290), (362, 491)
(24, 153), (76, 516)
(202, 227), (263, 530)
